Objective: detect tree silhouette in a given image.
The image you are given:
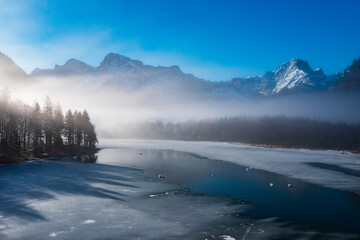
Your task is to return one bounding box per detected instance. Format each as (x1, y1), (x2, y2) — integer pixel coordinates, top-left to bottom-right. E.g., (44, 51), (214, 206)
(64, 110), (75, 147)
(42, 96), (53, 151)
(30, 102), (42, 154)
(53, 104), (64, 148)
(0, 90), (98, 163)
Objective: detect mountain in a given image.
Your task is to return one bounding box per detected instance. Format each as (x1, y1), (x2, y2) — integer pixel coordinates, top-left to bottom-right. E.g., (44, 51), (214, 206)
(335, 58), (360, 91)
(226, 59), (339, 96)
(30, 54), (341, 97)
(28, 53), (351, 97)
(31, 53), (209, 93)
(0, 51), (27, 81)
(97, 53), (144, 73)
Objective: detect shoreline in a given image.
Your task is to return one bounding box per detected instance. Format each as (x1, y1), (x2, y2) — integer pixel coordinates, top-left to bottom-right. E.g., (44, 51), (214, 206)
(228, 141), (360, 155)
(0, 147), (100, 165)
(99, 138), (360, 154)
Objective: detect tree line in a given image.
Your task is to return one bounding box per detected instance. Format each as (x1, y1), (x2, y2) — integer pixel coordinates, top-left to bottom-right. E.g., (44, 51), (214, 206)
(118, 116), (360, 152)
(0, 89), (97, 163)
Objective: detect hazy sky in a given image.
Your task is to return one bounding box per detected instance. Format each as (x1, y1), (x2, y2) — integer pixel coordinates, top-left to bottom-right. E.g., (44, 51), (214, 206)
(1, 0), (360, 81)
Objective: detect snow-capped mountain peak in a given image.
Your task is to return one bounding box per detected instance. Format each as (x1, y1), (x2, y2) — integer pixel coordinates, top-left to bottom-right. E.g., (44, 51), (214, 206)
(272, 59), (326, 93)
(276, 59), (312, 72)
(228, 59), (334, 96)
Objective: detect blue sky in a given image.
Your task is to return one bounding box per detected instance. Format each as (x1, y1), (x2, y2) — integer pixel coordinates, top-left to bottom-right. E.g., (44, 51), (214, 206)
(1, 0), (360, 81)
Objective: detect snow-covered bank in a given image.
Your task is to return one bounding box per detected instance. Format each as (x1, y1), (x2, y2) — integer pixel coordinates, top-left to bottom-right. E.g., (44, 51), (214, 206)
(99, 139), (360, 194)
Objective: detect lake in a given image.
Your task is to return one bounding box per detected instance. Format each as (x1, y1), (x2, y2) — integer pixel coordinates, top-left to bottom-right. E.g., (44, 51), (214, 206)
(97, 148), (360, 236)
(0, 146), (359, 239)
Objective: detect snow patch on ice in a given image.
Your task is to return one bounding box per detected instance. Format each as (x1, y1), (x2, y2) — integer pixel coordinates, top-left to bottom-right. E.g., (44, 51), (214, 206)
(220, 235), (236, 240)
(82, 219), (96, 224)
(48, 226), (77, 238)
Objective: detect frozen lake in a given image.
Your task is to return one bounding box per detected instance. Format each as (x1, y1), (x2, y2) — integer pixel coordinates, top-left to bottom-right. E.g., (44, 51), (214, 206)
(101, 140), (360, 194)
(0, 140), (359, 239)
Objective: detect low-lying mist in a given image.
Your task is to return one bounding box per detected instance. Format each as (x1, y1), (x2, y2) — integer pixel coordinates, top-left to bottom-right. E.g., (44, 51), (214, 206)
(1, 72), (360, 138)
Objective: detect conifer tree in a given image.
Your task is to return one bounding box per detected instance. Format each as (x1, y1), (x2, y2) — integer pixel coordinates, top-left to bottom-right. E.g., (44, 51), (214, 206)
(30, 102), (42, 151)
(42, 96), (53, 150)
(81, 110), (97, 148)
(0, 89), (98, 162)
(53, 104), (64, 147)
(64, 110), (75, 147)
(74, 111), (83, 148)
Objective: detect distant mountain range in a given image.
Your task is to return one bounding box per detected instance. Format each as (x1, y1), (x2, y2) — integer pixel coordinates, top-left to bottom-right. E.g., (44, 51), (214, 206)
(1, 51), (359, 98)
(31, 53), (209, 94)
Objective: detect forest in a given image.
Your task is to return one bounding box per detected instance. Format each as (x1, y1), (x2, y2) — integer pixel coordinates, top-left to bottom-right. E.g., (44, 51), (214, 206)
(117, 116), (360, 152)
(0, 89), (98, 163)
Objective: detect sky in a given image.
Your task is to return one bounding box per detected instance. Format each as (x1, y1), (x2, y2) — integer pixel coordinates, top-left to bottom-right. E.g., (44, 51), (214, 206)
(0, 0), (360, 81)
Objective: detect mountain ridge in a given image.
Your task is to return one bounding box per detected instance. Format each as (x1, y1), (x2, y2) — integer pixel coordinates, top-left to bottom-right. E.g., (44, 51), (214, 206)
(3, 51), (357, 97)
